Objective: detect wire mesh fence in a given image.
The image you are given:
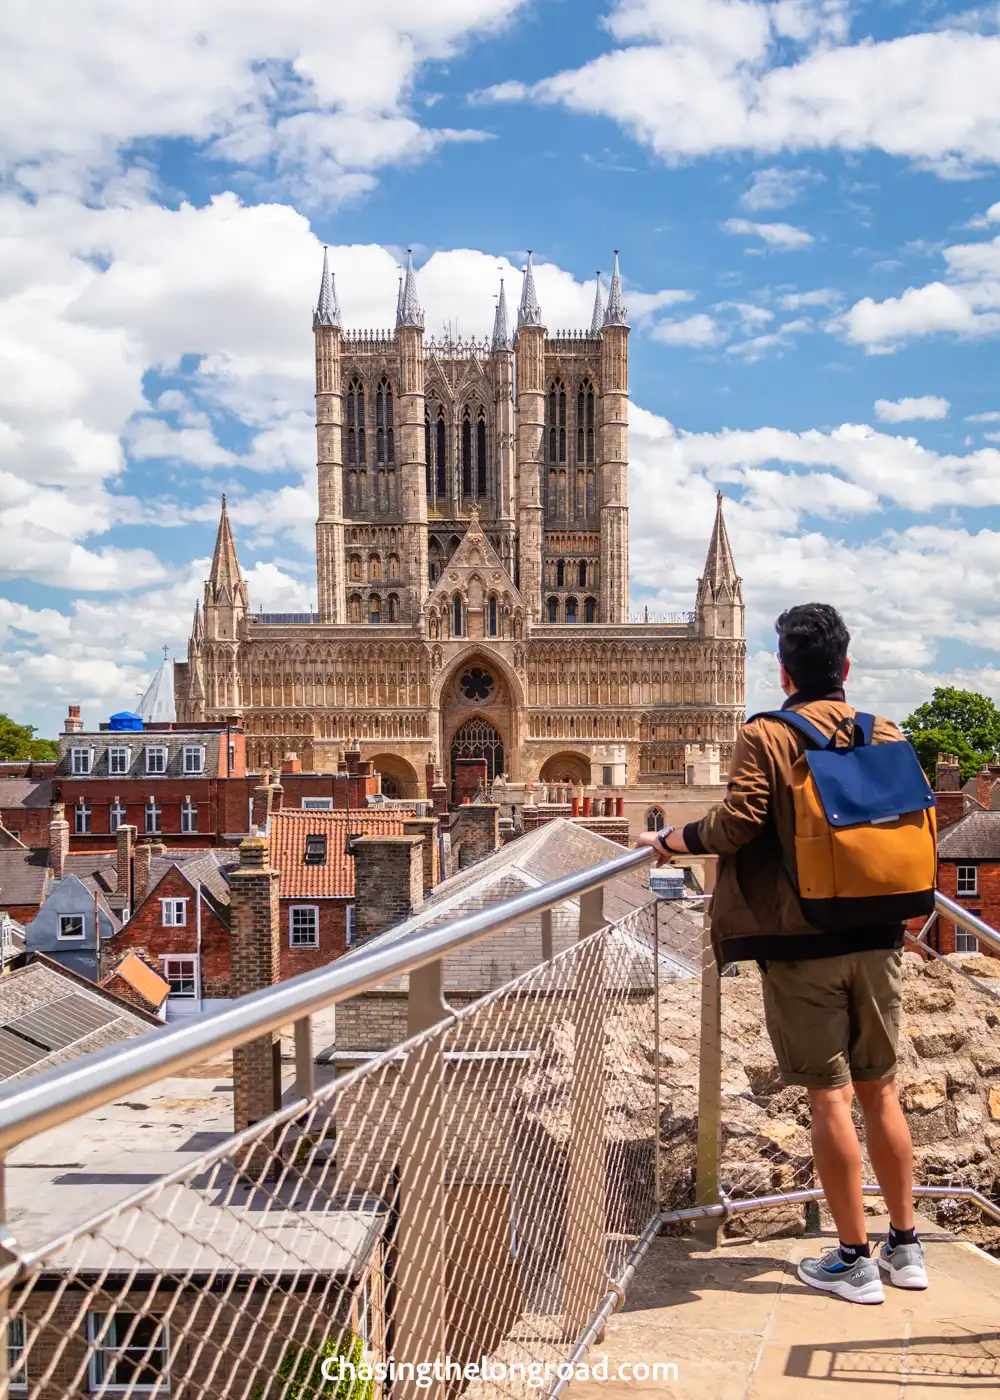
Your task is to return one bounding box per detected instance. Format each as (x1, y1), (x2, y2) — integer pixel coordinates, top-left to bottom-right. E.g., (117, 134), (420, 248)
(0, 896), (701, 1400)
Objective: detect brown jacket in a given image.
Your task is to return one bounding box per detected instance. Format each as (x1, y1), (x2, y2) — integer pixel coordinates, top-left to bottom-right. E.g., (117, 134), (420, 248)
(683, 694), (906, 964)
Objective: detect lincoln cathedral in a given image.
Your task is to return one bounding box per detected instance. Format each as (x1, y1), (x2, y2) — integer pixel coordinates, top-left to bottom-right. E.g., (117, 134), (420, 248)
(174, 248), (746, 803)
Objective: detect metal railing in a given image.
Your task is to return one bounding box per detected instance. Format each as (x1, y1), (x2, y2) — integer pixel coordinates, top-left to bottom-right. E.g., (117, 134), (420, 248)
(0, 862), (998, 1400)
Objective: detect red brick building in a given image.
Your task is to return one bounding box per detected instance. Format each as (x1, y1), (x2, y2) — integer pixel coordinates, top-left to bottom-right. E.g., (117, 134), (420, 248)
(933, 808), (1000, 958)
(0, 761), (56, 849)
(54, 705), (251, 849)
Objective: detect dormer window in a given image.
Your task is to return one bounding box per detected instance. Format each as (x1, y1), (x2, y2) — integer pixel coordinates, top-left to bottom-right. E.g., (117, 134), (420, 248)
(70, 747), (92, 775)
(183, 745), (205, 775)
(145, 746), (167, 774)
(108, 746), (130, 775)
(304, 833), (328, 865)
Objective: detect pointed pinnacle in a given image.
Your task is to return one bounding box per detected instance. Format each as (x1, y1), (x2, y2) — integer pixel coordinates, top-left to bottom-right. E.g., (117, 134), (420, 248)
(397, 249), (424, 329)
(492, 276), (512, 351)
(603, 249), (628, 328)
(209, 493), (244, 594)
(517, 250), (543, 329)
(590, 271), (605, 335)
(702, 491), (739, 593)
(313, 245), (341, 329)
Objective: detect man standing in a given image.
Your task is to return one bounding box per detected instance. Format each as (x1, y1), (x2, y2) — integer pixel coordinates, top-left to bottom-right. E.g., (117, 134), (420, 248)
(637, 602), (927, 1303)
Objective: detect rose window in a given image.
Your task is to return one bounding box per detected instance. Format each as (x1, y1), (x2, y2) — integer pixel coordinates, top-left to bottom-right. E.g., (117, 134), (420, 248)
(460, 668), (495, 702)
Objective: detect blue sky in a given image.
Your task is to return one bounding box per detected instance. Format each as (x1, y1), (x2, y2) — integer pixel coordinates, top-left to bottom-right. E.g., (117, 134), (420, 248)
(2, 0), (1000, 736)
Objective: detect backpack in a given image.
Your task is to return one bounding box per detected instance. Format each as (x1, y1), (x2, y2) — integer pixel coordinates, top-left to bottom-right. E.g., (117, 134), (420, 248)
(758, 708), (937, 929)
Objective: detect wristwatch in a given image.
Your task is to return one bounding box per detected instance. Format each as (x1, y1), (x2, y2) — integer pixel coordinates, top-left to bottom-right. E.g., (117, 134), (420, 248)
(655, 825), (675, 856)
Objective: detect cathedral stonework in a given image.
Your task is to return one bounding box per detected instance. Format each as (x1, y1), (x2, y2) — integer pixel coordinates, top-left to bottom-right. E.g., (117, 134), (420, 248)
(174, 249), (747, 802)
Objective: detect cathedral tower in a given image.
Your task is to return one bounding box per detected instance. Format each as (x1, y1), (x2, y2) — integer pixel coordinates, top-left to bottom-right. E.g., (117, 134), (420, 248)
(697, 492), (745, 640)
(396, 251), (430, 622)
(314, 248), (345, 623)
(600, 252), (629, 624)
(201, 495), (248, 712)
(515, 252), (546, 620)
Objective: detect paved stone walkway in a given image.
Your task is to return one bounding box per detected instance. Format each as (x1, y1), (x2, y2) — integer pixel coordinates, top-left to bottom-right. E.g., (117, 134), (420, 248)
(570, 1222), (1000, 1397)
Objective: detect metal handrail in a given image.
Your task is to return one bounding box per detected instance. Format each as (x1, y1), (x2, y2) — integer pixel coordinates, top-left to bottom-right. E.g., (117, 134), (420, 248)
(934, 890), (1000, 956)
(0, 845), (658, 1153)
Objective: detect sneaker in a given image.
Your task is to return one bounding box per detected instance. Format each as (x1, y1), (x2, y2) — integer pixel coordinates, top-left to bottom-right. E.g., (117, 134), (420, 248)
(878, 1240), (928, 1290)
(797, 1247), (885, 1304)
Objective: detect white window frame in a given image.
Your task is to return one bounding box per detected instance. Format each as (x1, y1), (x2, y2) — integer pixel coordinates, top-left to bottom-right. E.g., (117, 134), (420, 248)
(75, 801), (91, 835)
(182, 745), (205, 775)
(289, 905), (320, 949)
(70, 746), (93, 775)
(108, 746), (131, 776)
(86, 1310), (169, 1393)
(160, 898), (187, 927)
(7, 1313), (26, 1394)
(145, 746), (168, 775)
(346, 902), (356, 946)
(145, 800), (161, 834)
(109, 801), (126, 833)
(162, 955), (198, 1000)
(956, 929), (979, 953)
(180, 798), (197, 834)
(301, 796), (334, 811)
(956, 865), (978, 897)
(58, 914), (85, 941)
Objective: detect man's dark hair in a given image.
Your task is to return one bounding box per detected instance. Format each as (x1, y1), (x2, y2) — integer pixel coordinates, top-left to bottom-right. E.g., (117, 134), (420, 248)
(776, 603), (850, 693)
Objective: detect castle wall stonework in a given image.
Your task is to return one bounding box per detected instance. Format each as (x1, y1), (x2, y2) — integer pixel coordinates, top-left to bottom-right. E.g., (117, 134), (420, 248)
(175, 253), (747, 800)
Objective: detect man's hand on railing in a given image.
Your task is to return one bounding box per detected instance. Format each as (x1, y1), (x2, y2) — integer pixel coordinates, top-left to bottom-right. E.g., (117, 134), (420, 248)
(635, 827), (689, 865)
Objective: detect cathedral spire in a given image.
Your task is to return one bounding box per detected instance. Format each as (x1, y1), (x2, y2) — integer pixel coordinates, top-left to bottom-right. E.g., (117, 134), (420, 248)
(313, 246), (341, 329)
(209, 494), (244, 599)
(590, 271), (604, 335)
(700, 492), (740, 597)
(517, 250), (543, 328)
(191, 599), (203, 643)
(396, 249), (424, 329)
(491, 276), (511, 351)
(603, 249), (628, 328)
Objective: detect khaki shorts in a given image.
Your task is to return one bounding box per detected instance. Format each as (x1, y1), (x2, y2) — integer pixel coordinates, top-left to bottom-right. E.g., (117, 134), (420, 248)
(759, 948), (902, 1090)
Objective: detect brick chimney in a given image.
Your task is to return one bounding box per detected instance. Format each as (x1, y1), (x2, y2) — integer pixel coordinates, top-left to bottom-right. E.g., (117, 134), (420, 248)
(430, 773), (449, 816)
(269, 771), (283, 812)
(116, 824), (137, 911)
(228, 834), (281, 1134)
(49, 803), (70, 880)
(64, 704), (83, 734)
(935, 753), (962, 793)
(345, 748), (362, 773)
(402, 817), (441, 896)
(975, 767), (994, 811)
(281, 752), (302, 775)
(134, 841), (152, 908)
(351, 835), (424, 940)
(250, 777), (273, 834)
(454, 802), (500, 870)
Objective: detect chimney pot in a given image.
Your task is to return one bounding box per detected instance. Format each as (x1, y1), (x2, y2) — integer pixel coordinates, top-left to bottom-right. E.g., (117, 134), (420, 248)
(65, 704), (83, 734)
(49, 802), (70, 880)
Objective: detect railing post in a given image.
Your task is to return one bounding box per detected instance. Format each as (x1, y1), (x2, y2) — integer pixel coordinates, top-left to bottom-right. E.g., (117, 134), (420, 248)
(694, 858), (723, 1248)
(653, 900), (662, 1217)
(565, 885), (607, 1337)
(293, 1016), (315, 1099)
(394, 960), (448, 1400)
(541, 908), (554, 963)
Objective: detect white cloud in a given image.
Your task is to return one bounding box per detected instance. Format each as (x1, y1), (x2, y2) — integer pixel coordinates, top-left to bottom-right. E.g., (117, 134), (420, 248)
(874, 396), (951, 423)
(485, 7), (1000, 174)
(650, 313), (727, 347)
(967, 410), (1000, 422)
(723, 218), (814, 249)
(778, 286), (841, 309)
(0, 1), (527, 199)
(740, 166), (819, 210)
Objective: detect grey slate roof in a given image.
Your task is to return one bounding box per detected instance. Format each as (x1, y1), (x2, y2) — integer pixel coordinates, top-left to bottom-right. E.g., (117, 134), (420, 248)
(0, 848), (49, 906)
(0, 959), (158, 1082)
(938, 808), (1000, 860)
(56, 729), (222, 779)
(0, 775), (53, 810)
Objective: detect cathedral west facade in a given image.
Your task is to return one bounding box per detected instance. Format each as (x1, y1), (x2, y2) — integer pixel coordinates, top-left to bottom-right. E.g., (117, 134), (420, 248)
(174, 250), (746, 802)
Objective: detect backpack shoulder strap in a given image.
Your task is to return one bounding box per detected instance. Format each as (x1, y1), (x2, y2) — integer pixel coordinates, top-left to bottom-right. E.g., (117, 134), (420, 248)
(749, 709), (834, 750)
(852, 712), (876, 747)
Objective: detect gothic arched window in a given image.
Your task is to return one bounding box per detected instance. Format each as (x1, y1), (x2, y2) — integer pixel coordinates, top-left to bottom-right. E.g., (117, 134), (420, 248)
(477, 410), (487, 497)
(581, 379), (596, 463)
(585, 596), (597, 623)
(556, 560), (564, 587)
(424, 411), (432, 498)
(388, 553), (400, 581)
(387, 593), (399, 623)
(462, 409), (472, 497)
(547, 380), (567, 464)
(453, 594), (463, 637)
(566, 597), (578, 624)
(586, 470), (596, 518)
(547, 596), (558, 623)
(348, 553), (361, 582)
(488, 596), (498, 636)
(370, 594), (381, 625)
(369, 554), (381, 581)
(646, 806), (665, 832)
(578, 560), (587, 587)
(436, 409), (447, 500)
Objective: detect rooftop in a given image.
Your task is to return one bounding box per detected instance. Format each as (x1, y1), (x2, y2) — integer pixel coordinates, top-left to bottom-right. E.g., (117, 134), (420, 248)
(938, 806), (1000, 859)
(268, 807), (416, 899)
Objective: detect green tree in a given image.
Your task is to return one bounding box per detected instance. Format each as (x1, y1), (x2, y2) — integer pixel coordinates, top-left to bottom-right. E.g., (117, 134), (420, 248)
(0, 713), (58, 761)
(902, 687), (1000, 784)
(256, 1333), (373, 1400)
